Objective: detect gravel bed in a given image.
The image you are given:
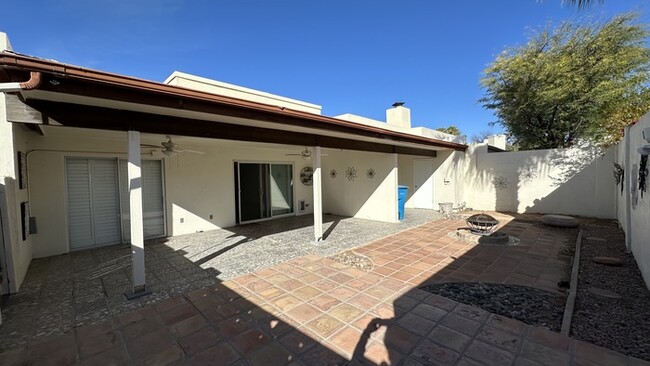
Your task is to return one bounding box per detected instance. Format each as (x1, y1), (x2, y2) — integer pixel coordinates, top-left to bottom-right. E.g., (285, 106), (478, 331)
(420, 282), (566, 331)
(571, 223), (650, 361)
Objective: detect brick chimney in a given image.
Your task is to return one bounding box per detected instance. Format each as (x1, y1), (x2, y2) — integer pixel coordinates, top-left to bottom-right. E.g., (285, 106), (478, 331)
(386, 102), (411, 129)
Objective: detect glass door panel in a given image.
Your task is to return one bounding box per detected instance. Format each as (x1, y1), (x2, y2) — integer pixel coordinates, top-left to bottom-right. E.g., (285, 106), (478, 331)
(271, 164), (293, 216)
(239, 163), (270, 222)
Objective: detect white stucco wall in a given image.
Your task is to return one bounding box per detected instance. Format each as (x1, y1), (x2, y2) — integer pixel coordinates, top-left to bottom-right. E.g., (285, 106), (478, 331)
(460, 142), (616, 218)
(321, 150), (398, 223)
(616, 112), (650, 288)
(25, 127), (317, 258)
(0, 93), (33, 292)
(398, 151), (464, 211)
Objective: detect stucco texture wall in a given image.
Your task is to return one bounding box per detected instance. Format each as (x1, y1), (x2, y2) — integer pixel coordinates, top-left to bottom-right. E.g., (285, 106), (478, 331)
(0, 93), (33, 292)
(461, 143), (616, 218)
(398, 151), (465, 210)
(25, 126), (316, 258)
(321, 150), (398, 223)
(616, 112), (650, 289)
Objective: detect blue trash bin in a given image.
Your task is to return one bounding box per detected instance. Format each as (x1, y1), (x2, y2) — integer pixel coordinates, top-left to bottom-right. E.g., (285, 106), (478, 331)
(398, 185), (408, 220)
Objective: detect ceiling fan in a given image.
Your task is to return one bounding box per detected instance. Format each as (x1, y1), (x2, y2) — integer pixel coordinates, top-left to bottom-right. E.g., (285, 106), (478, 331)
(141, 136), (205, 156)
(285, 148), (327, 160)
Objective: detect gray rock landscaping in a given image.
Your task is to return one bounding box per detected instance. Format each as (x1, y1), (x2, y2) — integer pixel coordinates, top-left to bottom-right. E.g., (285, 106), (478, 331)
(572, 223), (650, 361)
(419, 282), (566, 332)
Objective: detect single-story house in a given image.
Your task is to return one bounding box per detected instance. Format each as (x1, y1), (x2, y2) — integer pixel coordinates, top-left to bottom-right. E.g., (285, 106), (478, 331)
(0, 33), (467, 300)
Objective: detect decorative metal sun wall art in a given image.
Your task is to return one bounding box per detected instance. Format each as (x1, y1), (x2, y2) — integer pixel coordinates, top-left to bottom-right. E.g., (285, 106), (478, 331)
(300, 166), (314, 186)
(640, 155), (648, 198)
(613, 162), (624, 195)
(330, 169), (337, 179)
(345, 166), (357, 181)
(492, 176), (509, 190)
(366, 168), (376, 179)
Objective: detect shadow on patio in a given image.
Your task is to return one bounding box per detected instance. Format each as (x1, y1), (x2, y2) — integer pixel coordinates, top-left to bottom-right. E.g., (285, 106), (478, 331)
(0, 208), (441, 363)
(1, 210), (638, 365)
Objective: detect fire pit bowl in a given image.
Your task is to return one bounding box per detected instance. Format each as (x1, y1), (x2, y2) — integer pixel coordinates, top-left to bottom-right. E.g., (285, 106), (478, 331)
(466, 213), (499, 235)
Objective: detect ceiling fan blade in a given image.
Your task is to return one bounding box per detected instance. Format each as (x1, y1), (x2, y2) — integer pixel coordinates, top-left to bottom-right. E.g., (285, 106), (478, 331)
(285, 153), (303, 156)
(179, 149), (206, 155)
(141, 144), (162, 148)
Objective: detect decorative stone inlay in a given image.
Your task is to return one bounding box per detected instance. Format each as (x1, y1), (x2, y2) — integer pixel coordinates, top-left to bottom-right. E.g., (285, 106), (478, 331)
(588, 287), (622, 299)
(329, 169), (337, 179)
(329, 251), (374, 271)
(366, 168), (376, 179)
(592, 256), (625, 267)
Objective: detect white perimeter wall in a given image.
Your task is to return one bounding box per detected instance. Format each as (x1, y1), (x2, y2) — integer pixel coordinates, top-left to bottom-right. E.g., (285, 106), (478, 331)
(0, 94), (33, 292)
(26, 127), (316, 258)
(321, 150), (398, 223)
(616, 112), (650, 288)
(460, 143), (616, 218)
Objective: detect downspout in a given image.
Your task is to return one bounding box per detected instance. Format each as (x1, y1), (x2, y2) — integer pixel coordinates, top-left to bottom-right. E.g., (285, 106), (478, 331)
(0, 71), (42, 92)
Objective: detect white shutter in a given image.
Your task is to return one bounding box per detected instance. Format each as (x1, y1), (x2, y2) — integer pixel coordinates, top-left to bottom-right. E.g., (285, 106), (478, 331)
(119, 159), (165, 241)
(66, 158), (121, 249)
(90, 159), (121, 245)
(142, 160), (165, 238)
(118, 160), (130, 241)
(66, 158), (93, 249)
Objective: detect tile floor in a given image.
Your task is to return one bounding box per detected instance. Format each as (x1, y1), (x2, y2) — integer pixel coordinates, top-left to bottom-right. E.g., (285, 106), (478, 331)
(0, 210), (442, 349)
(1, 213), (643, 365)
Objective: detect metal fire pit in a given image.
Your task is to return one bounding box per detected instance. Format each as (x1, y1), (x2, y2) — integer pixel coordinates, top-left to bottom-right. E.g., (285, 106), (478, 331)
(466, 213), (499, 235)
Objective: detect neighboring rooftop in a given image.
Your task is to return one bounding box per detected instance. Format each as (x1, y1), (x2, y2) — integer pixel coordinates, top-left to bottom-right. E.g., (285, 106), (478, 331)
(164, 71), (322, 115)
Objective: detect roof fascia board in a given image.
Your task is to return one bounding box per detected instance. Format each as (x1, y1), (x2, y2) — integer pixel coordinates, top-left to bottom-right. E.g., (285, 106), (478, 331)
(0, 52), (467, 151)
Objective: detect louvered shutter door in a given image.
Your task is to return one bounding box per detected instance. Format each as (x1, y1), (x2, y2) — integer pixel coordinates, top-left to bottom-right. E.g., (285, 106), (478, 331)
(66, 158), (94, 249)
(119, 159), (165, 241)
(142, 160), (165, 238)
(90, 159), (121, 245)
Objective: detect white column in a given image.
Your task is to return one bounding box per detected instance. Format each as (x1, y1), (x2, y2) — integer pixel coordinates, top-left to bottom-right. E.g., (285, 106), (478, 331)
(313, 146), (323, 242)
(393, 153), (400, 223)
(128, 130), (146, 296)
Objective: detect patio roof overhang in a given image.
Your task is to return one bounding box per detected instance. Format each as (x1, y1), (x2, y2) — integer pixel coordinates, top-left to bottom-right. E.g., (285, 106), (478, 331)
(0, 51), (467, 157)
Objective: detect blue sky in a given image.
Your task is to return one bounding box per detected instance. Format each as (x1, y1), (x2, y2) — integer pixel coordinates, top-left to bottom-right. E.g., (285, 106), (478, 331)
(2, 1), (648, 137)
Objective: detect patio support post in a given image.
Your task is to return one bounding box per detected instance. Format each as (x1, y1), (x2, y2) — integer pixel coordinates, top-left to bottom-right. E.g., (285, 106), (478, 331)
(127, 130), (148, 298)
(393, 153), (399, 223)
(313, 146), (323, 242)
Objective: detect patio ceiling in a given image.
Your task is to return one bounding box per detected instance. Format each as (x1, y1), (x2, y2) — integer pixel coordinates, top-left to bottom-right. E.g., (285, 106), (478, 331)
(0, 51), (467, 157)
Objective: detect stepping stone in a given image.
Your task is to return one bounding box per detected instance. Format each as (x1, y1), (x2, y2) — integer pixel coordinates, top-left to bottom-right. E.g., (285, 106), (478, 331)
(585, 237), (607, 242)
(592, 256), (625, 266)
(588, 287), (621, 299)
(541, 215), (580, 228)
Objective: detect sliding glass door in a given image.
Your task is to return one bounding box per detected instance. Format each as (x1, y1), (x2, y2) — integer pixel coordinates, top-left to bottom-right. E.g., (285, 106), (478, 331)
(238, 163), (293, 223)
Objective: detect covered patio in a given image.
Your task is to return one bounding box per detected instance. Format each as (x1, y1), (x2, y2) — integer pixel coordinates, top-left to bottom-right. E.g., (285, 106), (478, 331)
(0, 51), (466, 305)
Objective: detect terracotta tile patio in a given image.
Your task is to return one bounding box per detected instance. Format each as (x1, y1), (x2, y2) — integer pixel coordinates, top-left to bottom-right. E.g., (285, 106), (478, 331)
(1, 215), (646, 365)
